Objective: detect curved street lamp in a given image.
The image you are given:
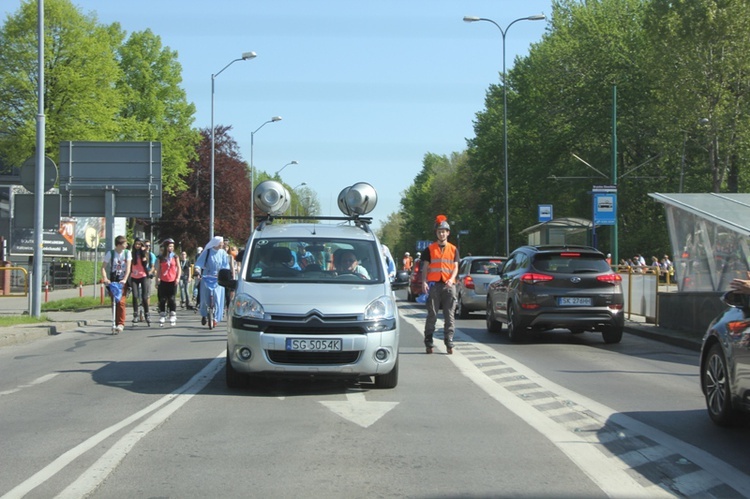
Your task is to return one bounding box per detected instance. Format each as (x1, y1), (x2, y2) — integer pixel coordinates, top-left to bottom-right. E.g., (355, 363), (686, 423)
(463, 15), (545, 256)
(210, 51), (256, 239)
(250, 116), (282, 230)
(276, 160), (299, 177)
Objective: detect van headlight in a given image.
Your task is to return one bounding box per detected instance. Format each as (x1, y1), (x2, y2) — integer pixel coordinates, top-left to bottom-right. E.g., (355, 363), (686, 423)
(233, 293), (264, 319)
(364, 295), (395, 321)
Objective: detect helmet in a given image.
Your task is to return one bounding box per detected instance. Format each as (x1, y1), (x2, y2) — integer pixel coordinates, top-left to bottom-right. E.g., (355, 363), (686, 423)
(161, 238), (175, 245)
(416, 252), (421, 258)
(434, 214), (450, 231)
(405, 252), (410, 256)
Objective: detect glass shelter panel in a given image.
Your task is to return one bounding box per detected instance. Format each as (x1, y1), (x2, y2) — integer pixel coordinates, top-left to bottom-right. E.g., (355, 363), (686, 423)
(666, 205), (750, 292)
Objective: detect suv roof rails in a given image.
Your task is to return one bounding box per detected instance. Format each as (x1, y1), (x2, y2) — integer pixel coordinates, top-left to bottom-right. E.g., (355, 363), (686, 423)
(256, 215), (373, 233)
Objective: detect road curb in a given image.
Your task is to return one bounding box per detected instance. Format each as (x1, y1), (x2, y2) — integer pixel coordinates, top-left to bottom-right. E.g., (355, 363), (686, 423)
(624, 324), (702, 352)
(0, 320), (89, 348)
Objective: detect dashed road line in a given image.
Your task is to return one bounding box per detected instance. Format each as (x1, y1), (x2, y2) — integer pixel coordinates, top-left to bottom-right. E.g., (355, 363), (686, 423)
(401, 306), (750, 498)
(0, 373), (59, 397)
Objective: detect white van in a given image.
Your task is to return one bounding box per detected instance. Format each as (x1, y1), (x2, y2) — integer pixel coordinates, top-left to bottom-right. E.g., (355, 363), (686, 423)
(219, 181), (399, 389)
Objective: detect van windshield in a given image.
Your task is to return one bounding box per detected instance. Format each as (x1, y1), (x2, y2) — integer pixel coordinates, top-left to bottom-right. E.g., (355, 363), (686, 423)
(245, 238), (384, 283)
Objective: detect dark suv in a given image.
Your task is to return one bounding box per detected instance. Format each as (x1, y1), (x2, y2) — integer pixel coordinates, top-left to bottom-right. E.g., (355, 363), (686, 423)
(485, 245), (624, 343)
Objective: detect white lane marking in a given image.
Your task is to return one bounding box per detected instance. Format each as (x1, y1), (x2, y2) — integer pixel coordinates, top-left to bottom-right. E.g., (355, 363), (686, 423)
(320, 391), (398, 428)
(0, 373), (59, 397)
(401, 310), (750, 497)
(2, 350), (225, 499)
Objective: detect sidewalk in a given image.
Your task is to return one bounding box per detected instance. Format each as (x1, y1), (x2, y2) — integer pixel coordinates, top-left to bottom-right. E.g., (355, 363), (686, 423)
(1, 285), (704, 351)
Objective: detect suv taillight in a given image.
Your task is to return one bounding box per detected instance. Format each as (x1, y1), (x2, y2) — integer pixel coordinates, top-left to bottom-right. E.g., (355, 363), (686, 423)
(463, 276), (475, 289)
(597, 273), (622, 284)
(520, 273), (554, 284)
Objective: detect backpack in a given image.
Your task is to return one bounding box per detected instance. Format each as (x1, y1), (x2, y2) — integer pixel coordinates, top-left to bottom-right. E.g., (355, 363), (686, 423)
(108, 249), (130, 281)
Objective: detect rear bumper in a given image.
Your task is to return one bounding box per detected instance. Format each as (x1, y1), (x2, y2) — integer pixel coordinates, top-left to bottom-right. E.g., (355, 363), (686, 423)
(525, 310), (624, 330)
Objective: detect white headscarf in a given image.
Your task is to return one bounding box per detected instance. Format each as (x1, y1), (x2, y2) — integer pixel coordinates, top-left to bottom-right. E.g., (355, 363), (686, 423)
(203, 236), (223, 251)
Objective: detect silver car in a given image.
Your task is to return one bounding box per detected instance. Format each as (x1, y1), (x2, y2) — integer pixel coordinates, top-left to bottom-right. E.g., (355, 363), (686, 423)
(455, 256), (506, 319)
(220, 181), (400, 389)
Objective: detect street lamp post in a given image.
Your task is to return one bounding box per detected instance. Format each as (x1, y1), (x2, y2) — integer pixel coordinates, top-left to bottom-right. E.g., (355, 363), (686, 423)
(464, 14), (545, 256)
(275, 160), (299, 177)
(210, 51), (256, 239)
(679, 118), (710, 193)
(292, 182), (307, 216)
(250, 116), (282, 230)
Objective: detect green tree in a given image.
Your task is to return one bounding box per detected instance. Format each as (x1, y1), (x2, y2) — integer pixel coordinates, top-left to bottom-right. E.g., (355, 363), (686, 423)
(0, 0), (124, 168)
(645, 0), (750, 193)
(116, 28), (201, 194)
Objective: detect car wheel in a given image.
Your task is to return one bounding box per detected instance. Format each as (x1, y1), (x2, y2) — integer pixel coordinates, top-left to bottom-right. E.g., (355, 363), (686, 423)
(507, 303), (525, 343)
(225, 348), (245, 389)
(457, 296), (469, 320)
(703, 343), (740, 426)
(375, 359), (398, 389)
(486, 299), (502, 333)
(602, 327), (623, 344)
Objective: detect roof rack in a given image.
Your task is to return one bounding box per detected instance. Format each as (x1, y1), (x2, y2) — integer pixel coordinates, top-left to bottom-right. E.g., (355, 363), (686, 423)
(257, 215), (372, 232)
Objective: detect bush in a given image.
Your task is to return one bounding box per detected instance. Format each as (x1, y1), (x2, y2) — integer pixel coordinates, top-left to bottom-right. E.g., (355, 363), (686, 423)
(73, 260), (99, 286)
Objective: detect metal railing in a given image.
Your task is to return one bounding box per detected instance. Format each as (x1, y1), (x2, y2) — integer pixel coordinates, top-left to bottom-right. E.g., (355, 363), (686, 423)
(0, 265), (29, 298)
(615, 265), (675, 323)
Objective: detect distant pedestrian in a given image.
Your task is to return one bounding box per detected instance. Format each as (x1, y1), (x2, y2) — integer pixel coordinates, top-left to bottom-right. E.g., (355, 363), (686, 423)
(156, 238), (181, 326)
(422, 215), (460, 355)
(178, 250), (192, 309)
(402, 252), (413, 272)
(194, 236), (231, 327)
(129, 238), (153, 325)
(101, 235), (132, 333)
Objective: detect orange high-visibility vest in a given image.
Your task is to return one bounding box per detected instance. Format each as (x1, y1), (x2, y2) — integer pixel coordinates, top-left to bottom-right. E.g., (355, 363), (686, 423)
(425, 242), (457, 282)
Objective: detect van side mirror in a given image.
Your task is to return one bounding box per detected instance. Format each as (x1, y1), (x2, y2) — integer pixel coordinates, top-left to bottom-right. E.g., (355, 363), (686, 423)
(218, 268), (236, 290)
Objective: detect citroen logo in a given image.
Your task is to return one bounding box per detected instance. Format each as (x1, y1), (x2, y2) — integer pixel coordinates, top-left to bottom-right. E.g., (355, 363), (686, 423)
(570, 277), (581, 283)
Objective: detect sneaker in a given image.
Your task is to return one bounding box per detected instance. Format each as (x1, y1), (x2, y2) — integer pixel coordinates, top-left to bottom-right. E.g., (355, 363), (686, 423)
(145, 314), (151, 326)
(133, 315), (140, 324)
(446, 346), (453, 355)
(201, 316), (207, 326)
(116, 324), (124, 333)
(212, 320), (218, 328)
(159, 314), (166, 325)
(426, 346), (433, 354)
(169, 312), (177, 326)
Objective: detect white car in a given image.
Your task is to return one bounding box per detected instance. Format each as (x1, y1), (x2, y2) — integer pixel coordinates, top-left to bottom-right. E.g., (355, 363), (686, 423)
(220, 181), (399, 389)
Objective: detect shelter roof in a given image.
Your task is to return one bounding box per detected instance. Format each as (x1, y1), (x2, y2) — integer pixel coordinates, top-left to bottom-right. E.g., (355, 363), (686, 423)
(649, 193), (750, 237)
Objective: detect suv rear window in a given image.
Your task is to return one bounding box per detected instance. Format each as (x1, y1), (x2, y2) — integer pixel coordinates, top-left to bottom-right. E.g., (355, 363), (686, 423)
(532, 253), (611, 273)
(470, 259), (504, 274)
(246, 238), (384, 283)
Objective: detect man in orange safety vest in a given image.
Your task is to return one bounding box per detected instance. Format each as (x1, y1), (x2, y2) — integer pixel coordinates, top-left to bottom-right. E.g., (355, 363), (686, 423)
(421, 215), (460, 354)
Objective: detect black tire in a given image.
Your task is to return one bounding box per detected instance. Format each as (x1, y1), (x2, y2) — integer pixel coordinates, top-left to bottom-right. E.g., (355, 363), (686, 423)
(703, 343), (740, 426)
(374, 358), (398, 389)
(602, 326), (623, 344)
(225, 348), (244, 389)
(485, 299), (502, 333)
(506, 303), (526, 343)
(457, 296), (470, 320)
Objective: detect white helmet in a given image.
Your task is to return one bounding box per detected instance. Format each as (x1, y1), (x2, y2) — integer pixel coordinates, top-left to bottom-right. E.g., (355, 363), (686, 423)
(405, 252), (410, 256)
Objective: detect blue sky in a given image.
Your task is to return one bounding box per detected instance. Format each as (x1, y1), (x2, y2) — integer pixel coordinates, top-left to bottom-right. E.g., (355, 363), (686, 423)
(2, 0), (551, 231)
